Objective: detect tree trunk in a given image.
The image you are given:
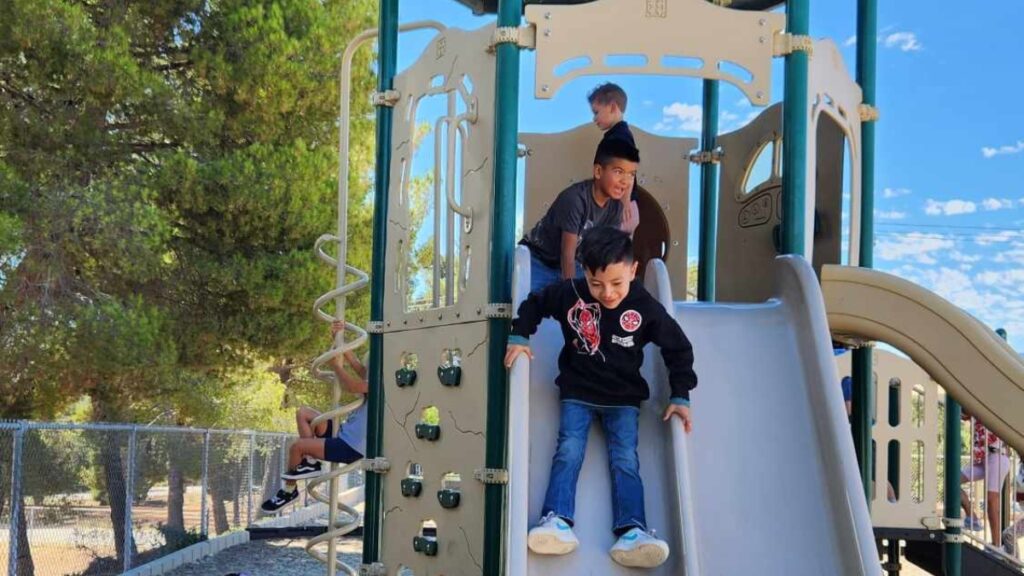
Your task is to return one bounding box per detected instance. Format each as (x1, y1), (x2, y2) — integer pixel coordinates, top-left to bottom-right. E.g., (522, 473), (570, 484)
(212, 497), (229, 535)
(167, 458), (186, 542)
(100, 438), (133, 563)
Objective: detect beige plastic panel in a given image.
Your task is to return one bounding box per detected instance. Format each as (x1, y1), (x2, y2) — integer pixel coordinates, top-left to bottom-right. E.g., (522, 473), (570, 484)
(823, 264), (1024, 455)
(716, 41), (862, 303)
(520, 124), (695, 300)
(836, 351), (941, 530)
(380, 321), (489, 576)
(805, 39), (863, 263)
(525, 0), (784, 106)
(715, 103), (782, 303)
(383, 24), (497, 332)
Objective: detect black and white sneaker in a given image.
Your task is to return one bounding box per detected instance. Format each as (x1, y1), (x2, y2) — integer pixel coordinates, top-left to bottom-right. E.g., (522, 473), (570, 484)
(261, 488), (299, 512)
(282, 460), (323, 480)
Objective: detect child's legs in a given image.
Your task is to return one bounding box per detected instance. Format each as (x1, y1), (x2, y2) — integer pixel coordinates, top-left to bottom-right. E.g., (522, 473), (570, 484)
(599, 405), (645, 535)
(984, 454), (1011, 544)
(541, 401), (594, 524)
(296, 407), (327, 438)
(529, 255), (562, 294)
(288, 438), (326, 469)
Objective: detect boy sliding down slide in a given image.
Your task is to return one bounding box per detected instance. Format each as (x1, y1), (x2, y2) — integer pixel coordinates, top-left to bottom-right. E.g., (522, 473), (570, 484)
(506, 226), (698, 568)
(260, 321), (367, 512)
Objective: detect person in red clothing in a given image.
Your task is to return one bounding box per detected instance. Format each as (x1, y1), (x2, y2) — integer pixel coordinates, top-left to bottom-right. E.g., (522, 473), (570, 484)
(960, 412), (1011, 545)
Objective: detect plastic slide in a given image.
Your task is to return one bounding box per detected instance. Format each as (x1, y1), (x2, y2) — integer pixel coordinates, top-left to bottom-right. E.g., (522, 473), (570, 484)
(821, 264), (1024, 455)
(507, 248), (880, 575)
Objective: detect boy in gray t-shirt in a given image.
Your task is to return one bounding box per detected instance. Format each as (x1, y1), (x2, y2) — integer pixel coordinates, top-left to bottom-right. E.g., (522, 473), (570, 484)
(520, 138), (639, 293)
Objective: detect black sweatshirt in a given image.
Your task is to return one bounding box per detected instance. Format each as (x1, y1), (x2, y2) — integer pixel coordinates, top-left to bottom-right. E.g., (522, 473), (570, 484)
(510, 278), (698, 407)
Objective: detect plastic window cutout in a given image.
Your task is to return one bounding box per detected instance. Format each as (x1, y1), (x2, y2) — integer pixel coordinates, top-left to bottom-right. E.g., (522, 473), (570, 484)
(840, 139), (853, 265)
(404, 90), (444, 312)
(408, 462), (423, 478)
(420, 519), (438, 538)
(461, 74), (474, 95)
(421, 406), (440, 426)
(742, 139), (775, 196)
(717, 60), (753, 84)
(887, 439), (900, 502)
(888, 378), (901, 427)
(660, 55), (703, 70)
(553, 55), (592, 77)
(462, 245), (471, 291)
(396, 239), (405, 295)
(441, 472), (461, 490)
(430, 74), (445, 89)
(401, 352), (419, 371)
(398, 158), (408, 207)
(397, 566), (416, 576)
(604, 54), (648, 68)
(911, 385), (925, 429)
(912, 440), (925, 504)
(441, 348), (462, 369)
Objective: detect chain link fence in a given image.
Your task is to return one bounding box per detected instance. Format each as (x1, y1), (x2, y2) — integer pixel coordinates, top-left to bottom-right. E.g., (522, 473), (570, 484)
(0, 422), (306, 576)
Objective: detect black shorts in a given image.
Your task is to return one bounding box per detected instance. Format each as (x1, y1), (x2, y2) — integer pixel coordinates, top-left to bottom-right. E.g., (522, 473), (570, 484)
(316, 420), (363, 464)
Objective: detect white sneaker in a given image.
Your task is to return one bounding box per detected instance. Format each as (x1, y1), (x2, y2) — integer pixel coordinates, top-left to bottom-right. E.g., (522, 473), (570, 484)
(527, 512), (579, 555)
(610, 527), (670, 568)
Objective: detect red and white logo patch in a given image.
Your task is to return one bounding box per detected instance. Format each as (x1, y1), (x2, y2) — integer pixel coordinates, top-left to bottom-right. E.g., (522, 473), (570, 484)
(619, 310), (642, 333)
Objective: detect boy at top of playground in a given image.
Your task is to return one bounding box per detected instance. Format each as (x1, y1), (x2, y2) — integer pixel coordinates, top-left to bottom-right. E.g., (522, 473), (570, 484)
(505, 226), (697, 569)
(519, 137), (640, 294)
(588, 82), (640, 235)
(260, 320), (367, 513)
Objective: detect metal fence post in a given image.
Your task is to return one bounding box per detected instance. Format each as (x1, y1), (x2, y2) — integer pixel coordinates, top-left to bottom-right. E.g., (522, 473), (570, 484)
(8, 422), (25, 576)
(247, 431), (255, 526)
(123, 426), (138, 573)
(201, 430), (210, 537)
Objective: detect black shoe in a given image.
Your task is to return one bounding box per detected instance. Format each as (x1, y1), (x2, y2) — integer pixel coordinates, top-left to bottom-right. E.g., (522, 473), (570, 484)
(282, 460), (323, 480)
(261, 488), (299, 512)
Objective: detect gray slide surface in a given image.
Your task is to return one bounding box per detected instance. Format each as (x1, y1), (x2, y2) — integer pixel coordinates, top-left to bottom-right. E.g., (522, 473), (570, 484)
(507, 249), (879, 575)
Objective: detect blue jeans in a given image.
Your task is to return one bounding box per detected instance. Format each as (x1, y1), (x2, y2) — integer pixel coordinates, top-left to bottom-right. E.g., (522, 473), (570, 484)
(541, 400), (647, 534)
(530, 254), (583, 294)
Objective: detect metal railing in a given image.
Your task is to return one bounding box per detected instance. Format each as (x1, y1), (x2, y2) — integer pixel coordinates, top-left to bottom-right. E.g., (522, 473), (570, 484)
(0, 420), (317, 576)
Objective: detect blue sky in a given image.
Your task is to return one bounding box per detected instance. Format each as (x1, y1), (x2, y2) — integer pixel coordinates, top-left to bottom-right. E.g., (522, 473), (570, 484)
(390, 0), (1024, 350)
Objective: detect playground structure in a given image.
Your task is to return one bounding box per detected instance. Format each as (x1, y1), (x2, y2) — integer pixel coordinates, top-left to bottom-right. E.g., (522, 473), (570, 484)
(309, 0), (1024, 575)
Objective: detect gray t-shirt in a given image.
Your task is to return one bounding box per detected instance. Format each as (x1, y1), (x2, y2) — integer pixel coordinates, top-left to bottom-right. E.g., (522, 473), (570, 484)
(521, 179), (623, 268)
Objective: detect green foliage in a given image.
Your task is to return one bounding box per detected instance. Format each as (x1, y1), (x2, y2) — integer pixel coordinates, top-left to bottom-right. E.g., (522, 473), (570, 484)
(0, 0), (378, 428)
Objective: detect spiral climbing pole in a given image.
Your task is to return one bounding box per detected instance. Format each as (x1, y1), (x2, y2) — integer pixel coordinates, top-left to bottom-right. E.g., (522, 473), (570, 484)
(306, 20), (445, 576)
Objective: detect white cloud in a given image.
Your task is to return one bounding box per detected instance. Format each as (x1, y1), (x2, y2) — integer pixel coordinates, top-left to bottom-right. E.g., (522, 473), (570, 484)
(883, 32), (922, 52)
(661, 102), (703, 133)
(642, 99), (654, 107)
(924, 199), (976, 216)
(844, 35), (857, 47)
(981, 198), (1015, 211)
(876, 232), (953, 264)
(735, 97), (751, 108)
(981, 140), (1024, 158)
(950, 251), (982, 264)
(652, 121), (672, 132)
(993, 245), (1024, 265)
(976, 269), (1024, 288)
(975, 230), (1018, 246)
(883, 187), (912, 199)
(876, 210), (907, 220)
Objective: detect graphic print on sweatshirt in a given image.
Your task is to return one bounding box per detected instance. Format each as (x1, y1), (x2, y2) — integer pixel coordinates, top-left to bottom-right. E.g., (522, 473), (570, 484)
(567, 299), (604, 359)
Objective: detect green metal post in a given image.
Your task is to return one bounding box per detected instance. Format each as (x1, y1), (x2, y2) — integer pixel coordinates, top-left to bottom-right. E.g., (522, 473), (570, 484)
(780, 0), (810, 256)
(944, 397), (963, 576)
(484, 0), (522, 573)
(852, 0), (878, 500)
(363, 0), (398, 565)
(697, 79), (720, 302)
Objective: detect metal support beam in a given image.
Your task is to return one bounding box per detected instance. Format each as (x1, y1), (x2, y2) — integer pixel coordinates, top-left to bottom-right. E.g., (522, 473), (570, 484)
(697, 79), (720, 302)
(484, 1), (523, 574)
(944, 398), (963, 576)
(363, 0), (399, 567)
(123, 427), (138, 573)
(852, 0), (879, 500)
(8, 423), (25, 576)
(780, 0), (810, 255)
